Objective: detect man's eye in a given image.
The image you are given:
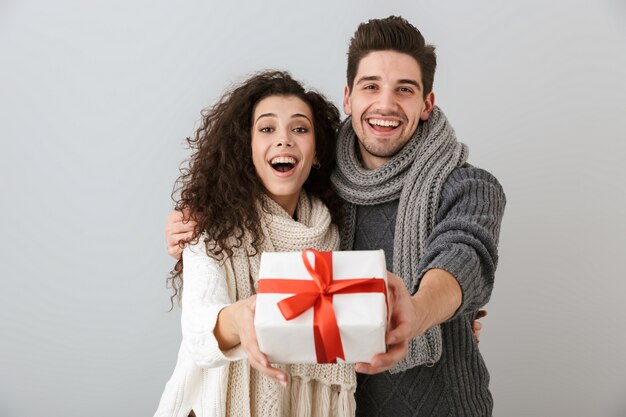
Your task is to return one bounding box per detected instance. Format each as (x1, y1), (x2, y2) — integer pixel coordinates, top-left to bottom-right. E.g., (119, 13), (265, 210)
(364, 85), (377, 90)
(398, 87), (413, 93)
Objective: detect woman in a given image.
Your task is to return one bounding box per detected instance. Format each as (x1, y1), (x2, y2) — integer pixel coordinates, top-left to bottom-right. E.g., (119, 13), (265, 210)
(154, 71), (356, 417)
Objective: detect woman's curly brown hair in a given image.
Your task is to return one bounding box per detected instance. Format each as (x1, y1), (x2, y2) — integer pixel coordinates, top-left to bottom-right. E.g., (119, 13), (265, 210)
(167, 70), (343, 305)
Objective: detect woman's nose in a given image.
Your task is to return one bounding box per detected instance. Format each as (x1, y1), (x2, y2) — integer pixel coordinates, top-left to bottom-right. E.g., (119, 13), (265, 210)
(275, 131), (293, 147)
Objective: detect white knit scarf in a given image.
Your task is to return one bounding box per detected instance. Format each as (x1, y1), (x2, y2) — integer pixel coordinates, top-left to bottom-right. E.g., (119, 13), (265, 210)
(225, 192), (357, 417)
(331, 106), (468, 373)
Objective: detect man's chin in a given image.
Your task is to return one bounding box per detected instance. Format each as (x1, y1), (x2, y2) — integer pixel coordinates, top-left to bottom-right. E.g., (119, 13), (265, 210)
(360, 138), (406, 159)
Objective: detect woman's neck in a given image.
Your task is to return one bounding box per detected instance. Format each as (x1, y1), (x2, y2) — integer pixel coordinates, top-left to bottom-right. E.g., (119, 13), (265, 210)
(268, 191), (300, 218)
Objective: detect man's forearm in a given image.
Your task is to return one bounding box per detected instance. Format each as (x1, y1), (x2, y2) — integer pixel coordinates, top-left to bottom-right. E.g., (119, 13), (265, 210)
(411, 268), (462, 333)
(355, 269), (463, 374)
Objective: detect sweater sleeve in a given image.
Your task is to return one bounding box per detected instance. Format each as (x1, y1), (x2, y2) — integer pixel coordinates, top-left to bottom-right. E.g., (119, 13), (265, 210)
(418, 165), (506, 317)
(180, 239), (247, 368)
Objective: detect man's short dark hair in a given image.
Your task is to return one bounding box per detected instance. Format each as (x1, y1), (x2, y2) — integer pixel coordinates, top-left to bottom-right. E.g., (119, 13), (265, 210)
(347, 16), (437, 98)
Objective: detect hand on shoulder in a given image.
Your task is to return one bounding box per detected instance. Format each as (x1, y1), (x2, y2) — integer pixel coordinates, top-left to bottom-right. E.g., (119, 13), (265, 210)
(165, 208), (197, 259)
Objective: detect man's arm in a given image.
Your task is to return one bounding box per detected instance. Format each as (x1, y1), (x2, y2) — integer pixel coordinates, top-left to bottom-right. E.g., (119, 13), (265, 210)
(417, 166), (506, 316)
(356, 270), (461, 373)
(357, 166), (505, 374)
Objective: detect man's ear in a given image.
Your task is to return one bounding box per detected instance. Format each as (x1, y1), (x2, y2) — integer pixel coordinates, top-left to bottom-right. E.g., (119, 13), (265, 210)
(420, 91), (435, 121)
(343, 85), (352, 116)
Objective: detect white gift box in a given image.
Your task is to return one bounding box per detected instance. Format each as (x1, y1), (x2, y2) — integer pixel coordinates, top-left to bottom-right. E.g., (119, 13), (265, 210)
(254, 249), (388, 364)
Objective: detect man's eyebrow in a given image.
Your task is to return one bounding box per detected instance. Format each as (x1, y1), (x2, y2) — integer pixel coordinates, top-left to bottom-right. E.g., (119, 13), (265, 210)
(356, 75), (381, 85)
(356, 76), (422, 91)
(398, 79), (422, 91)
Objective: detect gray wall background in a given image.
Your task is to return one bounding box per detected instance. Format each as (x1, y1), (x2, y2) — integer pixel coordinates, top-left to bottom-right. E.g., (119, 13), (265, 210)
(2, 0), (625, 416)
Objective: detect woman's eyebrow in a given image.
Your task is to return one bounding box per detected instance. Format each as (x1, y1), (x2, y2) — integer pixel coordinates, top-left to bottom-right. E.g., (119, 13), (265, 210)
(255, 113), (277, 123)
(255, 113), (312, 123)
(291, 113), (312, 123)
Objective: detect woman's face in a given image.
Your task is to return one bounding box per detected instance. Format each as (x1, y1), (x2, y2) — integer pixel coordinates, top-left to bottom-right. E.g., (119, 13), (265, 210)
(251, 95), (316, 216)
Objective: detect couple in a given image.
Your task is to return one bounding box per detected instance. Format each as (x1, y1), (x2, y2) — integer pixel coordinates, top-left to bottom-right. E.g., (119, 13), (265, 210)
(154, 16), (505, 417)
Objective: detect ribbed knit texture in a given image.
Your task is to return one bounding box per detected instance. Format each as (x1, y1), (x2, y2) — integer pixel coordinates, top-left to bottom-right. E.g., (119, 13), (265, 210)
(331, 106), (468, 372)
(152, 192), (359, 417)
(353, 165), (505, 417)
(226, 192), (357, 417)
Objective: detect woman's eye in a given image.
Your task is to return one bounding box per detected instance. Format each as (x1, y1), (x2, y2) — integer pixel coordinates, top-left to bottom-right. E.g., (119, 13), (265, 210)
(259, 127), (274, 133)
(293, 127), (308, 133)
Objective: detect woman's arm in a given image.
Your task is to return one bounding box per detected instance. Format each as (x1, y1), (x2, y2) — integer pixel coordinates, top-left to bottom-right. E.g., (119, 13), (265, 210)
(181, 239), (288, 386)
(180, 240), (246, 367)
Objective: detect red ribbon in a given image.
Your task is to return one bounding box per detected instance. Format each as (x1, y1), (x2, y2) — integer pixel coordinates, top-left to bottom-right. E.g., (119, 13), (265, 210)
(257, 249), (387, 363)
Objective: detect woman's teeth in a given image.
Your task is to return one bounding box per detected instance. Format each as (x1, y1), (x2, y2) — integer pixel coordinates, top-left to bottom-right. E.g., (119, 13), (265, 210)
(270, 156), (296, 173)
(271, 156), (297, 165)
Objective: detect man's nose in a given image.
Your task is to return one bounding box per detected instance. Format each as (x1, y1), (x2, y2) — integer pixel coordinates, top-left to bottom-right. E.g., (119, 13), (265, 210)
(376, 88), (397, 112)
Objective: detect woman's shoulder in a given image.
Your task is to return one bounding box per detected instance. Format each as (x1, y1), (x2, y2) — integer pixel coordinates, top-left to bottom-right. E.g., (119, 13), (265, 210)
(184, 233), (209, 257)
(184, 233), (227, 262)
(184, 233), (250, 269)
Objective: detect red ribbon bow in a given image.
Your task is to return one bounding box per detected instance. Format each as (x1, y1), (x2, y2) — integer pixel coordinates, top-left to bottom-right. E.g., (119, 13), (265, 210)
(257, 249), (387, 363)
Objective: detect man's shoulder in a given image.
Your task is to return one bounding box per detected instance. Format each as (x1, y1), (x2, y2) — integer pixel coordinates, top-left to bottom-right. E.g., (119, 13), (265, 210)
(441, 163), (507, 209)
(445, 163), (504, 193)
(449, 163), (502, 184)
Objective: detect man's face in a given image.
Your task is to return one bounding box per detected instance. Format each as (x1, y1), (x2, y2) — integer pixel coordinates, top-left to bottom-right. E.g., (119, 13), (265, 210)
(343, 50), (435, 170)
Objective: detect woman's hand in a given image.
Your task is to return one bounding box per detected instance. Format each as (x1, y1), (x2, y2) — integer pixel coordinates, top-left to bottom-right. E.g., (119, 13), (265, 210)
(217, 296), (289, 387)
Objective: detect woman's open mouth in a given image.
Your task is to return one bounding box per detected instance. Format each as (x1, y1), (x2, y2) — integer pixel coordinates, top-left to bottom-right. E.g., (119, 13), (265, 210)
(270, 155), (297, 174)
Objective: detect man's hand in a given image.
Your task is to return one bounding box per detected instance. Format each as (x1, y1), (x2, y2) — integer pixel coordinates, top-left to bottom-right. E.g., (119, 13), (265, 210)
(472, 310), (487, 343)
(355, 272), (427, 374)
(165, 209), (196, 259)
(355, 269), (463, 375)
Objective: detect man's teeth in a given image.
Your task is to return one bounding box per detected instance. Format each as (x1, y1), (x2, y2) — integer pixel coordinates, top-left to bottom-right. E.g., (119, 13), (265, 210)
(270, 156), (296, 166)
(368, 119), (400, 127)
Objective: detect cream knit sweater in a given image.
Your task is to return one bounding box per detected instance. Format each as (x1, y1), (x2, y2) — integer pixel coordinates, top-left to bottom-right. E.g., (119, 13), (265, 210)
(153, 240), (246, 417)
(153, 193), (356, 417)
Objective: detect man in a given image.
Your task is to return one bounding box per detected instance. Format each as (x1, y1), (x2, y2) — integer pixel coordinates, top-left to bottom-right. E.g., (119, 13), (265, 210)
(165, 16), (504, 417)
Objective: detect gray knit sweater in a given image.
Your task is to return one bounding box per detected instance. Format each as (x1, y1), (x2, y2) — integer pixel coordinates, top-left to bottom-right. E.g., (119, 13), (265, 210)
(352, 163), (506, 417)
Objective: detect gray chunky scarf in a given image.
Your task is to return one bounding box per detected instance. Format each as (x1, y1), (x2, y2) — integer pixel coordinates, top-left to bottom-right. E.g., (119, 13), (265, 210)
(331, 106), (468, 373)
